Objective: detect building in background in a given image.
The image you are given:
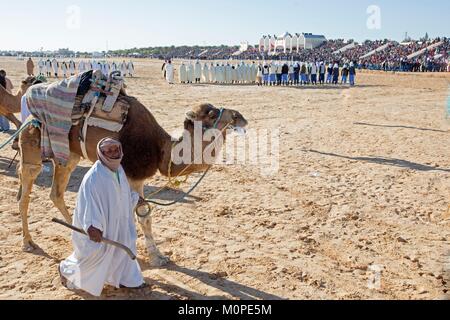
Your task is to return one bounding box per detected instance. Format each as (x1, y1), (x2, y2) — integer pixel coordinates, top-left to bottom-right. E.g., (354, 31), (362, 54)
(259, 32), (327, 53)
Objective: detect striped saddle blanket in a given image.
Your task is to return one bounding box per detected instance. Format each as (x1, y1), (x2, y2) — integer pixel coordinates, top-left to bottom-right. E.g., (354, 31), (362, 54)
(26, 71), (129, 165)
(26, 72), (85, 166)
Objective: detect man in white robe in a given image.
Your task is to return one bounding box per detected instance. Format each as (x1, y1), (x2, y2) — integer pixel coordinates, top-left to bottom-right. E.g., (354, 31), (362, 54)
(225, 63), (232, 84)
(231, 65), (237, 83)
(93, 61), (101, 71)
(45, 59), (52, 77)
(102, 62), (110, 77)
(61, 62), (68, 78)
(38, 59), (45, 76)
(120, 61), (128, 77)
(214, 64), (220, 83)
(202, 63), (209, 83)
(245, 64), (251, 83)
(194, 60), (202, 83)
(127, 61), (135, 77)
(250, 62), (257, 84)
(69, 60), (76, 76)
(209, 63), (216, 83)
(179, 62), (187, 83)
(187, 62), (194, 84)
(59, 138), (146, 297)
(52, 58), (59, 77)
(220, 63), (226, 84)
(165, 60), (174, 84)
(78, 61), (85, 73)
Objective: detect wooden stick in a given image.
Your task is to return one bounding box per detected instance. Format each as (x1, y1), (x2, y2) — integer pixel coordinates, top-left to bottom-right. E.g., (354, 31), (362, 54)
(52, 218), (136, 260)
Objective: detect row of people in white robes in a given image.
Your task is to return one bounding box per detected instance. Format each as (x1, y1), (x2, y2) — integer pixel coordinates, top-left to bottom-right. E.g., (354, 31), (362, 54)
(178, 61), (258, 84)
(37, 59), (135, 78)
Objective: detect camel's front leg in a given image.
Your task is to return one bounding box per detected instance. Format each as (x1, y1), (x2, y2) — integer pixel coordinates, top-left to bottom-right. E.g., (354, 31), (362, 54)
(18, 163), (41, 252)
(129, 179), (170, 267)
(18, 126), (42, 252)
(50, 153), (80, 223)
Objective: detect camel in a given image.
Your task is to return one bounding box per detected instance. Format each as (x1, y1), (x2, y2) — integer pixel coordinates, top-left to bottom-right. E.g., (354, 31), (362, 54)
(17, 95), (248, 267)
(0, 77), (36, 129)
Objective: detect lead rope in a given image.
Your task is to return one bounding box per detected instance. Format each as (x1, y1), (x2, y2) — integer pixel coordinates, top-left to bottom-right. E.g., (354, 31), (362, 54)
(141, 109), (230, 209)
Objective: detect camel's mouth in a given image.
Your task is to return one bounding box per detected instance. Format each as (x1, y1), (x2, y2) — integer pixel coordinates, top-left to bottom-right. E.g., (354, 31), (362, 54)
(229, 125), (247, 136)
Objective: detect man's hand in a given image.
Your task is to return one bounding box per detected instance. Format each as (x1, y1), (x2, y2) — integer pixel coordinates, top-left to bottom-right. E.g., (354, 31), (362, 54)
(87, 226), (103, 243)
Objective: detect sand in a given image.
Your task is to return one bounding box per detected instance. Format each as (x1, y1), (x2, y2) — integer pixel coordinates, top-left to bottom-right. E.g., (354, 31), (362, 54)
(0, 57), (449, 300)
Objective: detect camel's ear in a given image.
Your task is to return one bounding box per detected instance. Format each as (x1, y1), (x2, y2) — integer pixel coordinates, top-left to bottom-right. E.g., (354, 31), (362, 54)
(185, 111), (197, 121)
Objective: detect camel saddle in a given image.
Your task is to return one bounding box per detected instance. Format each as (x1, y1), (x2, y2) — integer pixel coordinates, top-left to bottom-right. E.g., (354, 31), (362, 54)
(71, 70), (129, 159)
(72, 70), (128, 127)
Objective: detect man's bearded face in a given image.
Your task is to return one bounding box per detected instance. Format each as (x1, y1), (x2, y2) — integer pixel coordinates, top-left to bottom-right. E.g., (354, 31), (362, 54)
(102, 145), (121, 160)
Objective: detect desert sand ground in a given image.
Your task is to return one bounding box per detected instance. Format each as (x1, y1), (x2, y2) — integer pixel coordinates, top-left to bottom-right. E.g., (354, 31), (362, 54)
(0, 57), (449, 300)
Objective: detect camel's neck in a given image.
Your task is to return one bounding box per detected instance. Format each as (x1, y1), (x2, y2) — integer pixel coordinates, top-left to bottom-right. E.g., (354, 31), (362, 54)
(158, 126), (226, 177)
(0, 86), (22, 113)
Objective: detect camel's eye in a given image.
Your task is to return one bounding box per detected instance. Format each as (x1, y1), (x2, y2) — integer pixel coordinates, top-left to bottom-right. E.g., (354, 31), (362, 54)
(208, 110), (218, 119)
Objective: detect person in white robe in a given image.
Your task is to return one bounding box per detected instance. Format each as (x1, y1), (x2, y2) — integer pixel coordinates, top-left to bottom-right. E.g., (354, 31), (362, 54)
(187, 62), (194, 84)
(52, 58), (59, 77)
(78, 61), (85, 73)
(194, 60), (202, 83)
(102, 62), (110, 77)
(111, 62), (117, 72)
(179, 62), (187, 83)
(69, 60), (76, 76)
(165, 60), (174, 84)
(120, 61), (128, 77)
(225, 63), (232, 84)
(231, 65), (237, 83)
(251, 62), (257, 84)
(239, 63), (246, 84)
(38, 59), (45, 76)
(236, 63), (242, 84)
(202, 63), (210, 83)
(246, 64), (252, 83)
(220, 63), (226, 84)
(256, 63), (263, 86)
(61, 62), (68, 78)
(214, 64), (220, 83)
(209, 63), (216, 83)
(127, 61), (135, 77)
(45, 59), (52, 77)
(59, 138), (146, 297)
(242, 63), (248, 83)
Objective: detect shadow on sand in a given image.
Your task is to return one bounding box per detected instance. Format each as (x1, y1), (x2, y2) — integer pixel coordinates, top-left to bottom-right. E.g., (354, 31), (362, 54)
(303, 149), (450, 173)
(354, 122), (448, 133)
(140, 261), (284, 300)
(143, 185), (201, 204)
(47, 258), (283, 300)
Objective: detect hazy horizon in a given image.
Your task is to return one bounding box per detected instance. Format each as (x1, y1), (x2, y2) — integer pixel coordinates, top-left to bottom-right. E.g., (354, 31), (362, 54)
(1, 0), (449, 52)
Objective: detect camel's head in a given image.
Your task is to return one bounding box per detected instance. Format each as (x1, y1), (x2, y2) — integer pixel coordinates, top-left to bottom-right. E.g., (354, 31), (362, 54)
(185, 104), (248, 133)
(20, 76), (37, 94)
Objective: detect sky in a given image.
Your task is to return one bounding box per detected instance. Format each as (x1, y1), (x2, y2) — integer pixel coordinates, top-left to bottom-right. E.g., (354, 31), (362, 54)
(1, 0), (449, 52)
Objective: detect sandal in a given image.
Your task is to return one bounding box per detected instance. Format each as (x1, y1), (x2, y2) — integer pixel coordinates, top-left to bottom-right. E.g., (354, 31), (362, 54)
(119, 283), (149, 290)
(58, 265), (69, 289)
